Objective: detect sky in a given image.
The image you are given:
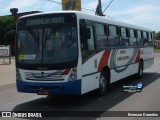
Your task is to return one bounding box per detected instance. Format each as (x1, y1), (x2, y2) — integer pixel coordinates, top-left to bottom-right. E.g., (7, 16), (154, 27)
(0, 0), (159, 32)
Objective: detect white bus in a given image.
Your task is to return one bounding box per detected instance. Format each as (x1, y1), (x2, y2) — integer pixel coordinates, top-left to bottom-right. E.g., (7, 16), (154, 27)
(16, 11), (154, 95)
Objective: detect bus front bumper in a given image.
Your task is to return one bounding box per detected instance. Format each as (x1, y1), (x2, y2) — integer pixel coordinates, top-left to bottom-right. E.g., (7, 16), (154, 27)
(16, 79), (81, 95)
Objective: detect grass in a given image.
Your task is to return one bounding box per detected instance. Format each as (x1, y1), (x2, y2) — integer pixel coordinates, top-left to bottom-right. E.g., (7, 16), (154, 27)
(154, 47), (160, 50)
(154, 47), (160, 53)
(154, 48), (160, 51)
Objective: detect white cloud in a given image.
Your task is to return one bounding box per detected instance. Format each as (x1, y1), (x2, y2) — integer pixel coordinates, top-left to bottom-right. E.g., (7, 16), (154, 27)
(0, 0), (159, 31)
(80, 0), (160, 31)
(106, 3), (160, 31)
(42, 0), (62, 11)
(82, 0), (97, 13)
(0, 0), (62, 15)
(110, 4), (159, 16)
(3, 0), (39, 11)
(31, 0), (60, 12)
(0, 0), (40, 15)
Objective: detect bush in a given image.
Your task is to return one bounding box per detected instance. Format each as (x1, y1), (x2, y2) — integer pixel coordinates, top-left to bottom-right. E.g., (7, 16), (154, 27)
(0, 16), (16, 55)
(0, 16), (16, 45)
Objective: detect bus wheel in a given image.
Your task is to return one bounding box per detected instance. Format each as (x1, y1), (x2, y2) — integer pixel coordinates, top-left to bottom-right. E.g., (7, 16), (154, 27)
(47, 94), (54, 99)
(136, 61), (143, 79)
(97, 71), (108, 95)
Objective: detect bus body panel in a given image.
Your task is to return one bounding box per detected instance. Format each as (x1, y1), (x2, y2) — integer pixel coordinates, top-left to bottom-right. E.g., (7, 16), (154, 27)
(16, 47), (154, 95)
(81, 53), (99, 94)
(16, 79), (81, 95)
(81, 74), (99, 94)
(110, 63), (139, 83)
(16, 11), (154, 95)
(81, 47), (154, 90)
(141, 47), (154, 70)
(81, 48), (140, 93)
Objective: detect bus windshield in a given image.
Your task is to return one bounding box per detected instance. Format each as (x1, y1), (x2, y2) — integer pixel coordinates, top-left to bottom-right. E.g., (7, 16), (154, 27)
(17, 26), (77, 65)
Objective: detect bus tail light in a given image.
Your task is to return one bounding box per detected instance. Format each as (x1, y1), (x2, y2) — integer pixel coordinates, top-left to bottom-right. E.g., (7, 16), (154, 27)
(16, 68), (22, 80)
(68, 68), (77, 81)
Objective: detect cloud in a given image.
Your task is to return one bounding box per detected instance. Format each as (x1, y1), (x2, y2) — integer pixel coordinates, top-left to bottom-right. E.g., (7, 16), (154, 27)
(41, 0), (62, 11)
(82, 0), (97, 13)
(110, 4), (159, 16)
(107, 3), (160, 31)
(0, 0), (40, 14)
(0, 0), (62, 15)
(30, 0), (61, 12)
(0, 0), (159, 31)
(3, 0), (39, 11)
(76, 0), (160, 31)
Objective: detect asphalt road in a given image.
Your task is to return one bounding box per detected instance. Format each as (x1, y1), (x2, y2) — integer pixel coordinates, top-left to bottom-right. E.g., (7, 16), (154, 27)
(0, 56), (160, 120)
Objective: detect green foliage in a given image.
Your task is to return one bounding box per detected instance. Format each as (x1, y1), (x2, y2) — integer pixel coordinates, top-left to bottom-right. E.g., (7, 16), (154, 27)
(155, 32), (160, 40)
(0, 16), (16, 45)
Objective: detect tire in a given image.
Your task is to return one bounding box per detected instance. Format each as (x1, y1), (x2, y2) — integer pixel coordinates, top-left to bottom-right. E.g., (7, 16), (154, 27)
(136, 61), (143, 79)
(97, 71), (109, 95)
(47, 94), (54, 100)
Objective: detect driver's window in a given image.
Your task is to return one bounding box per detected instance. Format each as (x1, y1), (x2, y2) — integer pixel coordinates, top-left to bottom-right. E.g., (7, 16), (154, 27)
(81, 26), (95, 63)
(86, 26), (95, 50)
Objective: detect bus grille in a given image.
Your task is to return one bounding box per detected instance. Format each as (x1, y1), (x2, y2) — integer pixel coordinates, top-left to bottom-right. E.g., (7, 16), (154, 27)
(24, 72), (64, 81)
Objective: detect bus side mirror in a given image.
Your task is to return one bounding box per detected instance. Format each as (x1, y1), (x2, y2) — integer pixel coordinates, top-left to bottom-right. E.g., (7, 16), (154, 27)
(80, 19), (91, 40)
(86, 28), (91, 39)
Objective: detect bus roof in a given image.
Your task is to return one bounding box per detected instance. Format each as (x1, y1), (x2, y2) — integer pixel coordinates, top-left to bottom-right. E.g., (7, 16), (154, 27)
(19, 11), (152, 32)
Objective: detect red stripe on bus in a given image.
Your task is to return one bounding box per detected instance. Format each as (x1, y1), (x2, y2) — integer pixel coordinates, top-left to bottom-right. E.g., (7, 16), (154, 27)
(135, 49), (141, 63)
(98, 50), (111, 72)
(60, 69), (71, 75)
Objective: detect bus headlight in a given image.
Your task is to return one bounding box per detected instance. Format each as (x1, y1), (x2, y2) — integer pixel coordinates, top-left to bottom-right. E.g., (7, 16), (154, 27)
(16, 68), (22, 80)
(68, 68), (77, 81)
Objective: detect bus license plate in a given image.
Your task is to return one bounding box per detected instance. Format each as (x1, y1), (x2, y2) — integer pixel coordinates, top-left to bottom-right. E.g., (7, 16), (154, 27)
(37, 90), (49, 95)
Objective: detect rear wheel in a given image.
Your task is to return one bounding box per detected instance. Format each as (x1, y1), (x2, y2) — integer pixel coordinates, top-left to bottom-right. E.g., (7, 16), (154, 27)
(136, 61), (143, 79)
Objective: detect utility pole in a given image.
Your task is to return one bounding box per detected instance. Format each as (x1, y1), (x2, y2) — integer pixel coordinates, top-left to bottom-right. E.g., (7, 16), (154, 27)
(95, 0), (104, 16)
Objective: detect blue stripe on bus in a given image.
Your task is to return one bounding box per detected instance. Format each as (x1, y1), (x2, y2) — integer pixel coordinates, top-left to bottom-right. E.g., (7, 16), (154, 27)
(16, 79), (81, 95)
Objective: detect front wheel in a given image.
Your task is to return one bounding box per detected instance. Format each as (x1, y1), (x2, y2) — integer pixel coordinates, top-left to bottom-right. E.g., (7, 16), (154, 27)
(97, 71), (109, 95)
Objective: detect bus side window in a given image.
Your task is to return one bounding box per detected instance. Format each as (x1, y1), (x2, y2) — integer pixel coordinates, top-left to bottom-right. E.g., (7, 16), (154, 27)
(86, 26), (95, 50)
(108, 25), (120, 47)
(148, 32), (153, 46)
(81, 25), (96, 63)
(137, 30), (143, 46)
(96, 23), (108, 50)
(129, 29), (137, 46)
(143, 31), (148, 46)
(120, 27), (129, 47)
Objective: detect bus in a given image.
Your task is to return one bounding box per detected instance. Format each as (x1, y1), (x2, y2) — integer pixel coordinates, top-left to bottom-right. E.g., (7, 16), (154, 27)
(16, 11), (154, 95)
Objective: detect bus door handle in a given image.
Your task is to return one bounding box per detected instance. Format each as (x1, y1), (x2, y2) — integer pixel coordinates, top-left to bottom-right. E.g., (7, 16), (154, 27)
(94, 59), (97, 68)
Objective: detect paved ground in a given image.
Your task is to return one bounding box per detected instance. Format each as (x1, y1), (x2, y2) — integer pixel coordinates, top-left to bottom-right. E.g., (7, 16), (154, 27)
(0, 54), (160, 120)
(0, 57), (15, 86)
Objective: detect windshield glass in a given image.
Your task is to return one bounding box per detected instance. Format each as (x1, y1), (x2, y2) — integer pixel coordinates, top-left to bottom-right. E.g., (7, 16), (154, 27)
(17, 26), (77, 64)
(43, 26), (77, 64)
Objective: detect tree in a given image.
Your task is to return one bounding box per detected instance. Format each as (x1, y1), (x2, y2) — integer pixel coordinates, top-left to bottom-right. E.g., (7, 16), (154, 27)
(0, 16), (16, 45)
(155, 32), (160, 40)
(95, 0), (104, 16)
(0, 16), (16, 55)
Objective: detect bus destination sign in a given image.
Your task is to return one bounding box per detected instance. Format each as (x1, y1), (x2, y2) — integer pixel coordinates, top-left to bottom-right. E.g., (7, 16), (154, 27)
(26, 17), (65, 26)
